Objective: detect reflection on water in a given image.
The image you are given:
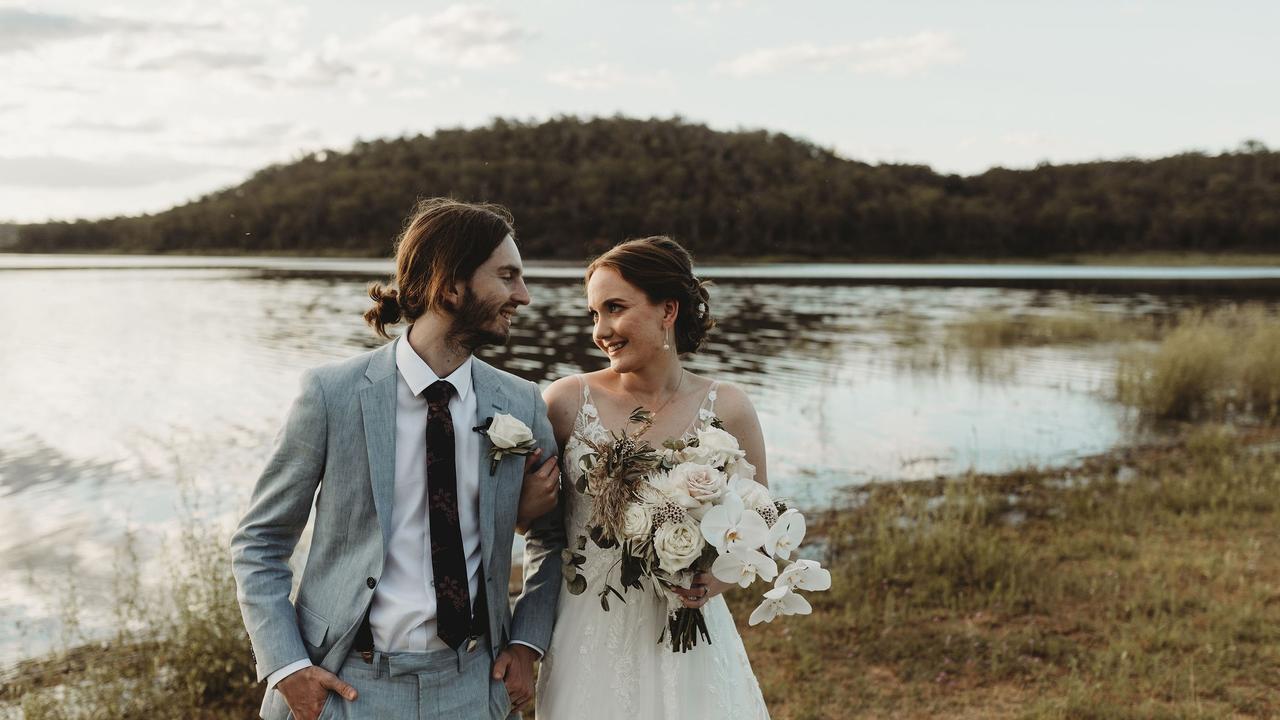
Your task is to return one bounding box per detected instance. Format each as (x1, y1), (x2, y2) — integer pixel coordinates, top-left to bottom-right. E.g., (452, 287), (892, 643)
(1, 262), (1278, 664)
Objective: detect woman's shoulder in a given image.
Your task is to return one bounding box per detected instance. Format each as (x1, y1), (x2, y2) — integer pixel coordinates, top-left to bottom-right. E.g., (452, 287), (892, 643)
(700, 377), (756, 421)
(544, 373), (586, 408)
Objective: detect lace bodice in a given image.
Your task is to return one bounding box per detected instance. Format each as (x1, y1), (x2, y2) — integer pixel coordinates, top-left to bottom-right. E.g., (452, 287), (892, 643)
(561, 377), (720, 543)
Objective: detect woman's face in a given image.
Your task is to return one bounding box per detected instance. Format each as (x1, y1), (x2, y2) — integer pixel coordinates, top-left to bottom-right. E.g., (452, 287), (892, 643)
(586, 266), (675, 373)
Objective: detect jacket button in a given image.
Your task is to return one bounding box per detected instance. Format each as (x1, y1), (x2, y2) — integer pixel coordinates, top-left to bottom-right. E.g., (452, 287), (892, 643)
(366, 577), (377, 589)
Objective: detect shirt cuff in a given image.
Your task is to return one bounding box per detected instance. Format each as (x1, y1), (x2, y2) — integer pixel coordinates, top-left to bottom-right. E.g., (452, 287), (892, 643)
(266, 658), (314, 690)
(509, 640), (544, 658)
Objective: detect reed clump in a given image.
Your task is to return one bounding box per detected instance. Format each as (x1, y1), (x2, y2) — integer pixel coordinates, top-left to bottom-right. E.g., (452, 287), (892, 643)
(946, 308), (1159, 349)
(1117, 304), (1280, 422)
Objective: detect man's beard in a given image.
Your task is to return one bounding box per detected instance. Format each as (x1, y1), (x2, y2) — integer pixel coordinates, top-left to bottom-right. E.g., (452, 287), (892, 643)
(444, 287), (510, 352)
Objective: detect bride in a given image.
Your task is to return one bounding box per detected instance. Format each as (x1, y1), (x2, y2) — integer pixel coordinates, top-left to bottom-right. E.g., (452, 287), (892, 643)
(533, 236), (771, 719)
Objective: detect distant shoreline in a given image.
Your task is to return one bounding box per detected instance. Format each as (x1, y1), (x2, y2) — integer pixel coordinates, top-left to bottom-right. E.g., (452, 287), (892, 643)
(1, 250), (1278, 267)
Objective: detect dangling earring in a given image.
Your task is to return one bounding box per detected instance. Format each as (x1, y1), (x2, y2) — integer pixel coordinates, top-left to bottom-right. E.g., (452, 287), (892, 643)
(663, 326), (671, 352)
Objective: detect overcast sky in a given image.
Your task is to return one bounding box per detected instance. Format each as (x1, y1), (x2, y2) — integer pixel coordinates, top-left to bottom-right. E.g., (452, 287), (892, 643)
(1, 0), (1276, 223)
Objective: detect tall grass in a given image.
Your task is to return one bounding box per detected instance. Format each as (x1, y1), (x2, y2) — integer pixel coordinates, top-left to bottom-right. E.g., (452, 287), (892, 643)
(3, 500), (258, 719)
(1117, 305), (1280, 422)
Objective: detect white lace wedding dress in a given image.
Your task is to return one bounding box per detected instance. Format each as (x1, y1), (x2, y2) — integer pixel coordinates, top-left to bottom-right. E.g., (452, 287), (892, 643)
(534, 378), (770, 719)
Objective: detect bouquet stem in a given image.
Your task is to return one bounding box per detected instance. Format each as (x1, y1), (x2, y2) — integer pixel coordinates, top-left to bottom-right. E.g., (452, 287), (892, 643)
(667, 607), (711, 653)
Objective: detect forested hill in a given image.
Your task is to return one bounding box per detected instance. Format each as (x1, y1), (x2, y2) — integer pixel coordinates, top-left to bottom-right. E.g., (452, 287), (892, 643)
(12, 117), (1280, 259)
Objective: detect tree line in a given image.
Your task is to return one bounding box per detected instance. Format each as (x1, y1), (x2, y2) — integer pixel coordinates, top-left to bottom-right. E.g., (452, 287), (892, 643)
(12, 117), (1280, 259)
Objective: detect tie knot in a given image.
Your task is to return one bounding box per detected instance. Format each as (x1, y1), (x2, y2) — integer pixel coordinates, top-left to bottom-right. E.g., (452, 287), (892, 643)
(424, 380), (455, 403)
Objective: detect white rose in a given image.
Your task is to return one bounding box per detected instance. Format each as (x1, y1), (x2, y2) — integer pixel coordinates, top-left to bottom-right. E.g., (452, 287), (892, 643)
(687, 426), (746, 468)
(487, 413), (533, 449)
(725, 457), (757, 482)
(650, 470), (701, 511)
(697, 426), (742, 453)
(679, 443), (716, 466)
(621, 502), (654, 541)
(730, 475), (773, 511)
(701, 425), (747, 458)
(669, 462), (726, 504)
(653, 517), (706, 574)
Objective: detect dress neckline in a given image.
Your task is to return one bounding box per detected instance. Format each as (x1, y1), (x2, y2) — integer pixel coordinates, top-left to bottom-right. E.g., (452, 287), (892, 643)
(578, 374), (718, 443)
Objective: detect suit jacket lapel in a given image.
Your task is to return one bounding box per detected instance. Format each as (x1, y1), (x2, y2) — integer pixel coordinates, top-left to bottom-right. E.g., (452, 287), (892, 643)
(472, 359), (508, 571)
(360, 341), (399, 554)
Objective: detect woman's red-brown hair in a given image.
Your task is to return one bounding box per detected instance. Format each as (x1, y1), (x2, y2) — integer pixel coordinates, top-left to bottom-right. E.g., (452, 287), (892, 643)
(585, 236), (715, 354)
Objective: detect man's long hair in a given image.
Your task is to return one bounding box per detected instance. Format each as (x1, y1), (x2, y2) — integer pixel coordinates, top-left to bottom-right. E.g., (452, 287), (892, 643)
(364, 198), (515, 339)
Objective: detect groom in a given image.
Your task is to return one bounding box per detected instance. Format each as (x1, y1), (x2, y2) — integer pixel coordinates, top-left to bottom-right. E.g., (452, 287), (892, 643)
(231, 198), (564, 720)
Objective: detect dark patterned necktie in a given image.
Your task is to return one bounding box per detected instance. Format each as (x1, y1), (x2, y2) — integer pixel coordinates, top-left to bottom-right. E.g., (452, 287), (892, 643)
(424, 379), (471, 650)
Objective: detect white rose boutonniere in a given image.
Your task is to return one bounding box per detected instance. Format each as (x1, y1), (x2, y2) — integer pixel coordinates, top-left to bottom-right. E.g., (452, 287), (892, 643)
(476, 413), (536, 474)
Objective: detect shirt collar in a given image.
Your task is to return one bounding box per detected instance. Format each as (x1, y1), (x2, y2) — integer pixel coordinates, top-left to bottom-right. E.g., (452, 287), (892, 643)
(395, 332), (474, 403)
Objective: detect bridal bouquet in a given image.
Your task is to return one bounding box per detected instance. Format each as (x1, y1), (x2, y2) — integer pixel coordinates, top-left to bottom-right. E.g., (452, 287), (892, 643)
(564, 408), (831, 652)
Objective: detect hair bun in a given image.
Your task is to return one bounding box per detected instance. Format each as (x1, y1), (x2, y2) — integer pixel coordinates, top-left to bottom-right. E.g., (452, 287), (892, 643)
(363, 282), (403, 335)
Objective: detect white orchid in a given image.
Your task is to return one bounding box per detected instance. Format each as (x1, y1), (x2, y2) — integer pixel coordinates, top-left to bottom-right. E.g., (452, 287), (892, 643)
(711, 545), (779, 587)
(700, 492), (769, 553)
(748, 586), (812, 626)
(765, 509), (806, 560)
(774, 559), (831, 592)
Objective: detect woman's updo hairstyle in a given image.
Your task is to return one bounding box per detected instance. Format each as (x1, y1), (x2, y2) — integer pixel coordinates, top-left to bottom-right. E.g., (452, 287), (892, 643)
(585, 236), (715, 354)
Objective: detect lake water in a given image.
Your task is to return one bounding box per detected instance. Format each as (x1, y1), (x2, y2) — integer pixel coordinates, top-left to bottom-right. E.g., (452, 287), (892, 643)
(2, 255), (1278, 664)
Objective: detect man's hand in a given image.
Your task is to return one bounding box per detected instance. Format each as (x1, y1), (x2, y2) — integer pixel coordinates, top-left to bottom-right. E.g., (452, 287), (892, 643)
(492, 643), (539, 711)
(516, 449), (559, 533)
(277, 665), (357, 720)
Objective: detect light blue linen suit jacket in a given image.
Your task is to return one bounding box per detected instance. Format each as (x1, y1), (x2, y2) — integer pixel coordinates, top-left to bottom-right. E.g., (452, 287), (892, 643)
(230, 340), (563, 718)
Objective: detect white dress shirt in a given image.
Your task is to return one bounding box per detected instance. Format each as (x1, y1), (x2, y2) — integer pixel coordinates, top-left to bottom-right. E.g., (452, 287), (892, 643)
(268, 336), (536, 689)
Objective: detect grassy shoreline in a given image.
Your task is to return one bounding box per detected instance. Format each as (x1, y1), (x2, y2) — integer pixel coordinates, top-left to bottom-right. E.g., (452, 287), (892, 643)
(731, 426), (1280, 719)
(5, 427), (1278, 718)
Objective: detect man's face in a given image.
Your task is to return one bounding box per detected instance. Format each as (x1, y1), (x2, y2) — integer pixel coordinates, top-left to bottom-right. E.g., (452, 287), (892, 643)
(446, 235), (531, 351)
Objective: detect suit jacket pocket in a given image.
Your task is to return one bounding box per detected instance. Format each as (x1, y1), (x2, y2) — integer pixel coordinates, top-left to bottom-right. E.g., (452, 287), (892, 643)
(297, 602), (330, 650)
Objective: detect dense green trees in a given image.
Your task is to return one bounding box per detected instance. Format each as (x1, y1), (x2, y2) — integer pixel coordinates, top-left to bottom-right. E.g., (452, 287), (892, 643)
(13, 116), (1280, 259)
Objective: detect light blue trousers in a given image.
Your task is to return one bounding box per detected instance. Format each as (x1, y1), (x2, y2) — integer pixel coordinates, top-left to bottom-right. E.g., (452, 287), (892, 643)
(312, 645), (514, 720)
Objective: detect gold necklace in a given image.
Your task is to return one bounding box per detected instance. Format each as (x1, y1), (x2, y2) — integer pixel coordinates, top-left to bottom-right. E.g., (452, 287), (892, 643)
(625, 369), (686, 418)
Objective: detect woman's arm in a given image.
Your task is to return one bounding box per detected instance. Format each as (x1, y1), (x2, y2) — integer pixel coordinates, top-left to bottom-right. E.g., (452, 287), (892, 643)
(676, 381), (771, 608)
(715, 382), (769, 488)
(515, 375), (581, 532)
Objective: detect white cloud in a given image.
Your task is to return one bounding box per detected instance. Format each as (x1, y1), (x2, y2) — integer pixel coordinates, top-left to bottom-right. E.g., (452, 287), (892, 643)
(187, 121), (324, 148)
(717, 31), (962, 78)
(852, 32), (965, 76)
(720, 44), (848, 76)
(0, 154), (227, 188)
(58, 117), (167, 134)
(0, 8), (149, 53)
(546, 63), (671, 91)
(368, 5), (532, 69)
(127, 48), (266, 72)
(673, 0), (750, 20)
(0, 2), (369, 93)
(546, 63), (626, 91)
